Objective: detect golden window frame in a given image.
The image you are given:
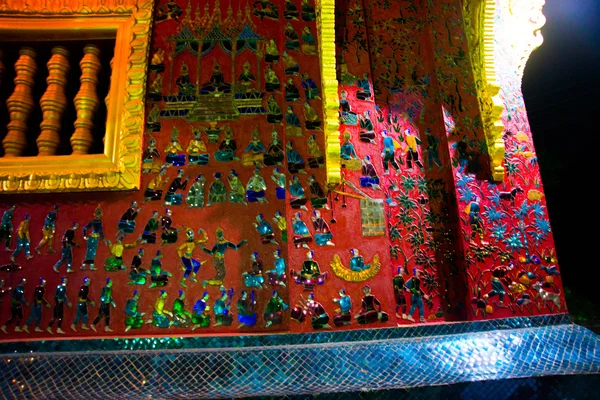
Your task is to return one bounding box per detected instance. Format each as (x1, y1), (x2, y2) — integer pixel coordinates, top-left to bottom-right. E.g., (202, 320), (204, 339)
(0, 0), (154, 193)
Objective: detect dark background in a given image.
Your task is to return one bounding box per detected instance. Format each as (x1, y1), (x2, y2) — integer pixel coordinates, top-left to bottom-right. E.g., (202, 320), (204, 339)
(522, 0), (600, 325)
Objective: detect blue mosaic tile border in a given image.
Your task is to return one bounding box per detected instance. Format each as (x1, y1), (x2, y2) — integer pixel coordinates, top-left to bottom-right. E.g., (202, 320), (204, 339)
(0, 313), (572, 354)
(1, 322), (598, 399)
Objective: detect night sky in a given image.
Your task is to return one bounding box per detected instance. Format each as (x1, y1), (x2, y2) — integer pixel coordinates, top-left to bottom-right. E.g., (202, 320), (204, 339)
(522, 0), (600, 315)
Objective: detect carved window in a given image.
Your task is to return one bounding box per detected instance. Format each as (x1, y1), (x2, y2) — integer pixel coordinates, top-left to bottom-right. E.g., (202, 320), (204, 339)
(0, 1), (154, 193)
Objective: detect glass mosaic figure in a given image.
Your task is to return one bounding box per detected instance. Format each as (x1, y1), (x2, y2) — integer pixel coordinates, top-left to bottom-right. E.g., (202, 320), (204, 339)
(312, 210), (334, 246)
(186, 174), (207, 208)
(46, 277), (71, 335)
(264, 65), (281, 92)
(340, 132), (361, 169)
(404, 128), (423, 171)
(284, 0), (299, 20)
(201, 60), (231, 95)
(292, 292), (331, 329)
(360, 156), (382, 190)
(144, 165), (169, 202)
(215, 129), (238, 162)
(333, 288), (352, 327)
(301, 0), (316, 21)
(124, 290), (144, 332)
(202, 228), (248, 287)
(0, 205), (16, 251)
(242, 128), (266, 168)
(178, 228), (208, 287)
(237, 61), (256, 93)
(265, 39), (279, 63)
(356, 73), (372, 100)
(307, 175), (329, 209)
(206, 172), (227, 206)
(301, 73), (319, 100)
(150, 48), (165, 72)
(254, 214), (278, 245)
(247, 168), (268, 203)
(285, 77), (300, 102)
(104, 235), (137, 272)
(265, 290), (289, 328)
(192, 292), (211, 330)
(175, 63), (195, 96)
(382, 128), (405, 173)
(10, 214), (33, 264)
(53, 222), (79, 273)
(467, 196), (487, 245)
(301, 27), (317, 55)
(90, 278), (116, 333)
(339, 91), (358, 125)
(155, 0), (183, 23)
(21, 278), (50, 333)
(128, 249), (149, 285)
(292, 250), (328, 290)
(172, 290), (192, 328)
(404, 269), (428, 323)
(164, 169), (189, 206)
(273, 210), (288, 243)
(148, 72), (163, 101)
(228, 169), (247, 205)
(82, 206), (107, 271)
(338, 54), (358, 85)
(140, 211), (160, 244)
(0, 278), (27, 334)
(349, 249), (369, 272)
(306, 134), (324, 168)
(282, 51), (300, 75)
(165, 127), (186, 166)
(264, 130), (285, 166)
(267, 95), (284, 124)
(187, 128), (210, 166)
(355, 285), (389, 324)
(213, 287), (234, 326)
(117, 201), (141, 236)
(149, 250), (172, 289)
(286, 141), (306, 174)
(285, 105), (302, 136)
(289, 175), (309, 211)
(237, 290), (257, 328)
(291, 212), (312, 249)
(356, 111), (375, 144)
(243, 252), (265, 289)
(71, 276), (95, 332)
(35, 204), (59, 255)
(266, 249), (287, 287)
(160, 209), (179, 244)
(483, 263), (515, 308)
(284, 23), (300, 51)
(393, 267), (407, 319)
(272, 167), (286, 200)
(253, 0), (278, 20)
(148, 290), (173, 328)
(303, 101), (321, 130)
(146, 103), (162, 133)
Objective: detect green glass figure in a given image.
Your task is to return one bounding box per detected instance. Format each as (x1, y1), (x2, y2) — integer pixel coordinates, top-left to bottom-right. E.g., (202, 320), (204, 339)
(147, 290), (173, 328)
(237, 290), (257, 328)
(201, 229), (248, 288)
(90, 278), (116, 333)
(141, 211), (160, 244)
(213, 286), (234, 326)
(192, 292), (211, 331)
(149, 250), (172, 288)
(186, 174), (207, 208)
(228, 169), (248, 205)
(172, 290), (192, 328)
(160, 209), (179, 244)
(206, 172), (227, 207)
(265, 290), (289, 328)
(104, 235), (137, 272)
(301, 27), (317, 55)
(124, 290), (145, 332)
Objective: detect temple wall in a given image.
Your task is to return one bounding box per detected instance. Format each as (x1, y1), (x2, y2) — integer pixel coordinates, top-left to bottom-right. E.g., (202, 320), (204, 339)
(0, 0), (564, 342)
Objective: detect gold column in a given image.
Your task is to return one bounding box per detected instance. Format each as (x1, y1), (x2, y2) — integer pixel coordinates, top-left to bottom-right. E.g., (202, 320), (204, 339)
(2, 48), (37, 158)
(38, 47), (70, 156)
(71, 45), (101, 155)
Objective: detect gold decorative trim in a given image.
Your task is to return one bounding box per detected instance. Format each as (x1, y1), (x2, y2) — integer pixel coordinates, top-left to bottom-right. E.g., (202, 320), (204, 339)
(316, 0), (341, 186)
(462, 0), (506, 182)
(330, 254), (381, 282)
(0, 0), (154, 193)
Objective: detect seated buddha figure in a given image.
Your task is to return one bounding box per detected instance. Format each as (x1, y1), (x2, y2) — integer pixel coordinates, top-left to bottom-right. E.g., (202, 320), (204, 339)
(242, 128), (266, 168)
(187, 128), (209, 166)
(237, 61), (256, 93)
(214, 129), (239, 162)
(176, 63), (195, 96)
(165, 127), (186, 167)
(292, 250), (327, 291)
(201, 61), (231, 95)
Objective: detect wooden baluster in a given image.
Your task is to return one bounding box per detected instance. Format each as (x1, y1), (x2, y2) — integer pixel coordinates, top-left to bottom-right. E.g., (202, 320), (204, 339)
(38, 47), (70, 156)
(2, 48), (37, 157)
(71, 45), (101, 155)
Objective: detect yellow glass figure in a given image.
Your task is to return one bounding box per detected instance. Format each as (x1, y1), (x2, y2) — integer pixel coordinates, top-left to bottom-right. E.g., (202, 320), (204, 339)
(178, 228), (208, 287)
(35, 205), (60, 255)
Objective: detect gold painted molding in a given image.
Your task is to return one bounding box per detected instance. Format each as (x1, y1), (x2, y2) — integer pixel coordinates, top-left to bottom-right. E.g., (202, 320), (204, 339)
(0, 0), (154, 193)
(316, 0), (341, 186)
(462, 0), (546, 182)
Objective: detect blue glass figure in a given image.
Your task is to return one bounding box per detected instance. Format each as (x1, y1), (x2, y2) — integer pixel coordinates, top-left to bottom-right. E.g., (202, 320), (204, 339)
(254, 214), (278, 245)
(333, 288), (352, 327)
(192, 292), (211, 330)
(267, 249), (286, 287)
(237, 290), (257, 328)
(244, 253), (265, 289)
(349, 248), (370, 271)
(292, 212), (312, 249)
(286, 141), (306, 174)
(289, 175), (309, 211)
(312, 210), (334, 246)
(164, 169), (189, 206)
(0, 205), (16, 251)
(301, 72), (320, 100)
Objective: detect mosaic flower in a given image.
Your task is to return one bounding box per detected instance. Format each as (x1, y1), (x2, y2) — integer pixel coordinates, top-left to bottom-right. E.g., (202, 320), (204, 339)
(489, 222), (507, 241)
(533, 216), (551, 236)
(482, 206), (507, 223)
(458, 186), (474, 203)
(401, 175), (416, 191)
(531, 202), (546, 218)
(456, 173), (474, 189)
(515, 200), (532, 220)
(503, 231), (524, 251)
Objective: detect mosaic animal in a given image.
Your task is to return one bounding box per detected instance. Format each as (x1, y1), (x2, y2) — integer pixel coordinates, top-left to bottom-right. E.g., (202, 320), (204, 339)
(498, 187), (524, 206)
(532, 282), (561, 312)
